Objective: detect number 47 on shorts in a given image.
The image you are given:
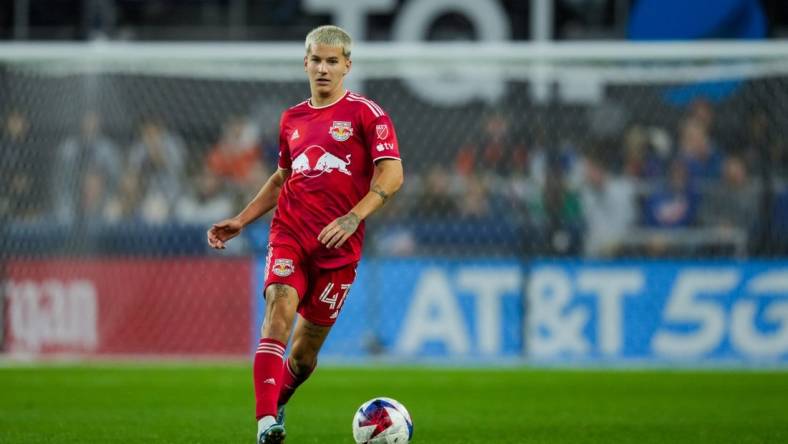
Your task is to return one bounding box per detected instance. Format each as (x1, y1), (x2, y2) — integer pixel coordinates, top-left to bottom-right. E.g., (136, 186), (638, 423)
(319, 283), (351, 319)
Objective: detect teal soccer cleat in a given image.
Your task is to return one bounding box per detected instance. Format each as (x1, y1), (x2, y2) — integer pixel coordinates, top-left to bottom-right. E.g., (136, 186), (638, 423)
(257, 416), (286, 444)
(258, 423), (286, 444)
(276, 404), (286, 426)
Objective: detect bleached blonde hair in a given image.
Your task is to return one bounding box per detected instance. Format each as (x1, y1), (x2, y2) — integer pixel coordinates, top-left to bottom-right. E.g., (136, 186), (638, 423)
(305, 25), (352, 59)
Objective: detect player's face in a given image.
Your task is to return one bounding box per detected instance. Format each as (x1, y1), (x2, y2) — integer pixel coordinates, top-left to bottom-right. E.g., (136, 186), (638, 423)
(305, 44), (351, 98)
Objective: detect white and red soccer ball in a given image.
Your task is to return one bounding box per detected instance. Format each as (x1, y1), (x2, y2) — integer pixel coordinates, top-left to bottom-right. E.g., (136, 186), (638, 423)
(352, 397), (413, 444)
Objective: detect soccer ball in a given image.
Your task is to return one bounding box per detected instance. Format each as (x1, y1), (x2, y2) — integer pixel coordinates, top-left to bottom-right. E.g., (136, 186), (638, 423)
(352, 397), (413, 444)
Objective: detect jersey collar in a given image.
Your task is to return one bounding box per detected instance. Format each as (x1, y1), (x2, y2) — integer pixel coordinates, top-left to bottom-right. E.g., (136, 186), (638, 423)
(308, 90), (349, 109)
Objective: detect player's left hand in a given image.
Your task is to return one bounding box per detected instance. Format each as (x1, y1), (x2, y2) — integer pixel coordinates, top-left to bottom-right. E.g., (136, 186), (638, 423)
(318, 212), (360, 249)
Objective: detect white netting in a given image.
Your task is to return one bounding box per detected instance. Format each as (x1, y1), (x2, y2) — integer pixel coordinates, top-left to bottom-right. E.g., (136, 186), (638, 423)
(1, 41), (787, 358)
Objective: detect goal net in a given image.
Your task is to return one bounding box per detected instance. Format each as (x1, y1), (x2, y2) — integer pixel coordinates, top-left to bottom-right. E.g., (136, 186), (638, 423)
(1, 41), (787, 361)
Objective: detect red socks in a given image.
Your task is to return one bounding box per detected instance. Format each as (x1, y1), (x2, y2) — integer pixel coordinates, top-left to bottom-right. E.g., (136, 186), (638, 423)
(254, 337), (318, 418)
(253, 338), (286, 420)
(278, 358), (316, 407)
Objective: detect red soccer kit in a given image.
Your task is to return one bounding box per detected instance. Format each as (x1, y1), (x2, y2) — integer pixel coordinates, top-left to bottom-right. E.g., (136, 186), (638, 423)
(263, 90), (401, 325)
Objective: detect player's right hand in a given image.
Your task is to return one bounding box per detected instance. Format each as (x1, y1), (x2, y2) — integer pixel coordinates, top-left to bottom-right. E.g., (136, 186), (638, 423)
(207, 218), (243, 249)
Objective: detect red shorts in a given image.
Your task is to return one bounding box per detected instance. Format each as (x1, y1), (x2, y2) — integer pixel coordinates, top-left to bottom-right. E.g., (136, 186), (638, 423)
(263, 243), (357, 327)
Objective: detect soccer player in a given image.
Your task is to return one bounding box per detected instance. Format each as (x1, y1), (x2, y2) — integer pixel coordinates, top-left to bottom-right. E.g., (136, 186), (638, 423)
(207, 25), (403, 444)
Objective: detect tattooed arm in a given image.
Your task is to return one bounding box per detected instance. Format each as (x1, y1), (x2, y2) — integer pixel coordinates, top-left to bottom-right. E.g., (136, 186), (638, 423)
(318, 159), (404, 249)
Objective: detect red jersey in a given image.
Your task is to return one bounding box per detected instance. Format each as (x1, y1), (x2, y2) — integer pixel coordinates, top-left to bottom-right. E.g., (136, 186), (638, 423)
(270, 90), (401, 268)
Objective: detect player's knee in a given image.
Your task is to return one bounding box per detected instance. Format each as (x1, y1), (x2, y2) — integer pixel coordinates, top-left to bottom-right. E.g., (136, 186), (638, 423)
(263, 316), (291, 339)
(289, 354), (317, 375)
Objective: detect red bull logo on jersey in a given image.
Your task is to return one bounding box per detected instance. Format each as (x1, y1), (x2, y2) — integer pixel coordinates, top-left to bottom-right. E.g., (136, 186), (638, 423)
(292, 145), (352, 178)
(329, 121), (353, 142)
(272, 258), (294, 277)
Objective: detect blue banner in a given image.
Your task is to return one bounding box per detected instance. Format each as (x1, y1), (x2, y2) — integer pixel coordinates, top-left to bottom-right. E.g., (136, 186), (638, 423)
(253, 259), (788, 365)
(527, 261), (788, 365)
(254, 258), (524, 360)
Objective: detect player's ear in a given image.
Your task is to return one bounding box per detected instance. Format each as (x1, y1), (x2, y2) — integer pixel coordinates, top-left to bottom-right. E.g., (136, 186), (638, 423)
(344, 59), (352, 75)
(304, 55), (308, 72)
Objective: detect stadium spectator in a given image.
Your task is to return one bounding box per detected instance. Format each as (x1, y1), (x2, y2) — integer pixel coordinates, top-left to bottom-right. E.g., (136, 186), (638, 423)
(531, 160), (583, 255)
(503, 142), (534, 224)
(741, 110), (788, 178)
(621, 125), (663, 179)
(51, 111), (122, 226)
(458, 174), (492, 219)
(687, 97), (716, 132)
(677, 117), (722, 182)
(126, 118), (186, 224)
(206, 25), (404, 444)
(0, 110), (48, 222)
(412, 165), (458, 220)
(530, 139), (585, 190)
(206, 115), (268, 199)
(103, 170), (141, 224)
(175, 167), (235, 225)
(643, 160), (699, 228)
(472, 112), (518, 175)
(508, 144), (530, 178)
(699, 156), (757, 232)
(581, 155), (636, 257)
(452, 143), (476, 187)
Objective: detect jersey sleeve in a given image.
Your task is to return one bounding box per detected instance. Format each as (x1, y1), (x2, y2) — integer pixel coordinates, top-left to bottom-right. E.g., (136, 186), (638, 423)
(277, 112), (291, 169)
(363, 112), (401, 163)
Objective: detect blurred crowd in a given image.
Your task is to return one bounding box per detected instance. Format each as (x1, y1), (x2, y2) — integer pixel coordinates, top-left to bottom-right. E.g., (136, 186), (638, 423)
(1, 110), (273, 228)
(375, 98), (787, 258)
(1, 98), (786, 258)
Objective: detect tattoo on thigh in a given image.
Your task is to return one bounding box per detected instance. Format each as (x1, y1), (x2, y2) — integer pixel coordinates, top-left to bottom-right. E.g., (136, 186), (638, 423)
(269, 284), (292, 301)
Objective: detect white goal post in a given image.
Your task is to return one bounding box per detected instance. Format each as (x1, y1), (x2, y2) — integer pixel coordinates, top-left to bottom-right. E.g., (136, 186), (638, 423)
(2, 40), (787, 105)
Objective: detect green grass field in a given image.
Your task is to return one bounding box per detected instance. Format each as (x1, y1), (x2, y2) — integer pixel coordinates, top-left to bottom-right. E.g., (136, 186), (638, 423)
(1, 364), (787, 443)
